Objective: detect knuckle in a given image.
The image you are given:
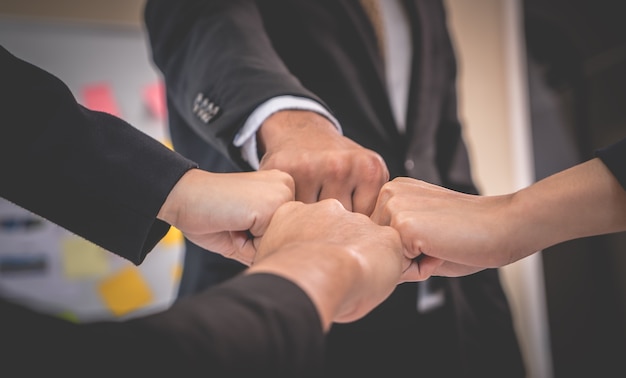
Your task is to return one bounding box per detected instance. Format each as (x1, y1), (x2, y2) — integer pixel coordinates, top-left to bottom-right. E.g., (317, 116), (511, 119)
(360, 153), (389, 182)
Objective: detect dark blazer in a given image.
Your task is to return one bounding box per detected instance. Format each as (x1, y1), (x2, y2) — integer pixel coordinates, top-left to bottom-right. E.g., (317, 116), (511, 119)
(0, 45), (195, 264)
(0, 46), (326, 377)
(597, 137), (626, 189)
(145, 1), (526, 376)
(1, 274), (325, 377)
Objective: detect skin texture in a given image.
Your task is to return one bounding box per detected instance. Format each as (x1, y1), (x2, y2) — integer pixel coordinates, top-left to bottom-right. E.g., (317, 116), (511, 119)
(371, 158), (626, 279)
(258, 110), (389, 215)
(157, 168), (295, 265)
(250, 199), (410, 331)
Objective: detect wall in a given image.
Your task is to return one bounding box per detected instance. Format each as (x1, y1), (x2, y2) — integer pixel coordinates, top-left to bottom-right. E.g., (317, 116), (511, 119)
(444, 0), (552, 377)
(0, 0), (143, 26)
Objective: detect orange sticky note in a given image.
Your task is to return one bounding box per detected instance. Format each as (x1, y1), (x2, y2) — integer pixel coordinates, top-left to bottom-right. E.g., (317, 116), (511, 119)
(160, 226), (183, 247)
(82, 82), (121, 117)
(97, 267), (153, 317)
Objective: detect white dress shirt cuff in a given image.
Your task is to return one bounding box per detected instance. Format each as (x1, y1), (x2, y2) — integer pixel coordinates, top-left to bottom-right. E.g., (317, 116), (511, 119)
(233, 96), (342, 170)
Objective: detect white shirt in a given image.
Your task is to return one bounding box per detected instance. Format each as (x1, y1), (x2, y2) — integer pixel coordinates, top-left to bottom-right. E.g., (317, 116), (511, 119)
(233, 0), (412, 169)
(234, 1), (444, 312)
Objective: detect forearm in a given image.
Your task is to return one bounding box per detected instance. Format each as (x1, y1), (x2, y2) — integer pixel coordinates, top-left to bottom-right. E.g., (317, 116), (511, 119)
(1, 274), (325, 376)
(134, 273), (325, 375)
(510, 158), (626, 255)
(247, 242), (361, 332)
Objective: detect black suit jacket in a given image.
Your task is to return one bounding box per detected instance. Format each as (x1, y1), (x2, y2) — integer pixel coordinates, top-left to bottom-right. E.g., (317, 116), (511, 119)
(0, 46), (326, 377)
(0, 45), (194, 264)
(145, 1), (526, 376)
(597, 137), (626, 188)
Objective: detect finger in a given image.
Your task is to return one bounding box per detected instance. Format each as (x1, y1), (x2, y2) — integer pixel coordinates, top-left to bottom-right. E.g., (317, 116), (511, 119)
(231, 230), (256, 266)
(269, 169), (296, 199)
(398, 259), (432, 282)
(259, 155), (320, 204)
(318, 182), (354, 211)
(369, 182), (393, 225)
(397, 225), (425, 260)
(415, 255), (445, 277)
(369, 199), (390, 227)
(434, 261), (486, 277)
(294, 179), (322, 204)
(351, 181), (385, 216)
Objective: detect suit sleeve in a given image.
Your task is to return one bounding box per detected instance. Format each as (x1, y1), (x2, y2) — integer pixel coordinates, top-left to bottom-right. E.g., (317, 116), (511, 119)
(0, 46), (197, 264)
(1, 273), (325, 377)
(144, 0), (327, 168)
(596, 137), (626, 190)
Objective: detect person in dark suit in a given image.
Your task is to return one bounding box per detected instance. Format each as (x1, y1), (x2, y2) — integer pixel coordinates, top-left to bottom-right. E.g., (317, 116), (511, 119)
(144, 1), (526, 376)
(0, 45), (411, 377)
(372, 137), (626, 277)
(0, 45), (294, 268)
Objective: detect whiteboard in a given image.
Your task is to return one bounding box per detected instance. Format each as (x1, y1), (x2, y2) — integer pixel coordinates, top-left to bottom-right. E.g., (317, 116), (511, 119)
(0, 17), (183, 322)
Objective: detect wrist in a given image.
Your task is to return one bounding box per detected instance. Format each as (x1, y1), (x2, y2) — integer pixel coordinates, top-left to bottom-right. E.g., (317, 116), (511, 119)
(157, 168), (204, 226)
(257, 110), (339, 154)
(508, 188), (556, 260)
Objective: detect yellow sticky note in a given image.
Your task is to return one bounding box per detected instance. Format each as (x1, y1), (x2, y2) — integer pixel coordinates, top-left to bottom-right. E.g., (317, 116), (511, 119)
(160, 226), (183, 247)
(61, 236), (109, 279)
(98, 267), (153, 317)
(161, 139), (174, 150)
(56, 311), (80, 324)
(171, 262), (183, 282)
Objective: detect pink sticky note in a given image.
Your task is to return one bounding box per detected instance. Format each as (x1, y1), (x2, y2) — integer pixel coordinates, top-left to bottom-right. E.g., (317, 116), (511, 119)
(143, 81), (167, 121)
(82, 83), (121, 117)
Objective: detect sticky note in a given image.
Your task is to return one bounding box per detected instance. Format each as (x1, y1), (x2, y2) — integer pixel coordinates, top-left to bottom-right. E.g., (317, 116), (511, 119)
(82, 82), (121, 117)
(56, 311), (80, 323)
(61, 236), (109, 279)
(143, 81), (167, 121)
(171, 262), (183, 282)
(161, 138), (174, 151)
(98, 266), (153, 317)
(160, 226), (183, 247)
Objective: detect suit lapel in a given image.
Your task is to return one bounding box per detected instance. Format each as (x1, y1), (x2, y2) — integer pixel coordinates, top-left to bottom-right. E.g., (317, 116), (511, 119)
(404, 0), (427, 141)
(337, 0), (400, 139)
(404, 0), (449, 184)
(339, 0), (387, 90)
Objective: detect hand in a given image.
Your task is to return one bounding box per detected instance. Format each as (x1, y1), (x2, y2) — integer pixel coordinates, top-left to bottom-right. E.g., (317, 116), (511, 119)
(158, 169), (294, 265)
(258, 110), (389, 215)
(371, 177), (512, 276)
(401, 257), (485, 281)
(250, 199), (409, 328)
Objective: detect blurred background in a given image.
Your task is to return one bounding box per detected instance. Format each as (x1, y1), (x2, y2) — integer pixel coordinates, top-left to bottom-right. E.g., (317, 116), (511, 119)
(0, 0), (181, 323)
(0, 1), (624, 377)
(521, 0), (626, 377)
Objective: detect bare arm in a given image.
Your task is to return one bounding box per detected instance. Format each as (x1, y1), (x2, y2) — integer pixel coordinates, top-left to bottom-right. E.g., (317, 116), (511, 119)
(509, 157), (626, 256)
(371, 158), (626, 279)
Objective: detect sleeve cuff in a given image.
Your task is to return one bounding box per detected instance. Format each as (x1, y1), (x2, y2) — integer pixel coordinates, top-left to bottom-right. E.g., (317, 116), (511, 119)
(233, 96), (342, 170)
